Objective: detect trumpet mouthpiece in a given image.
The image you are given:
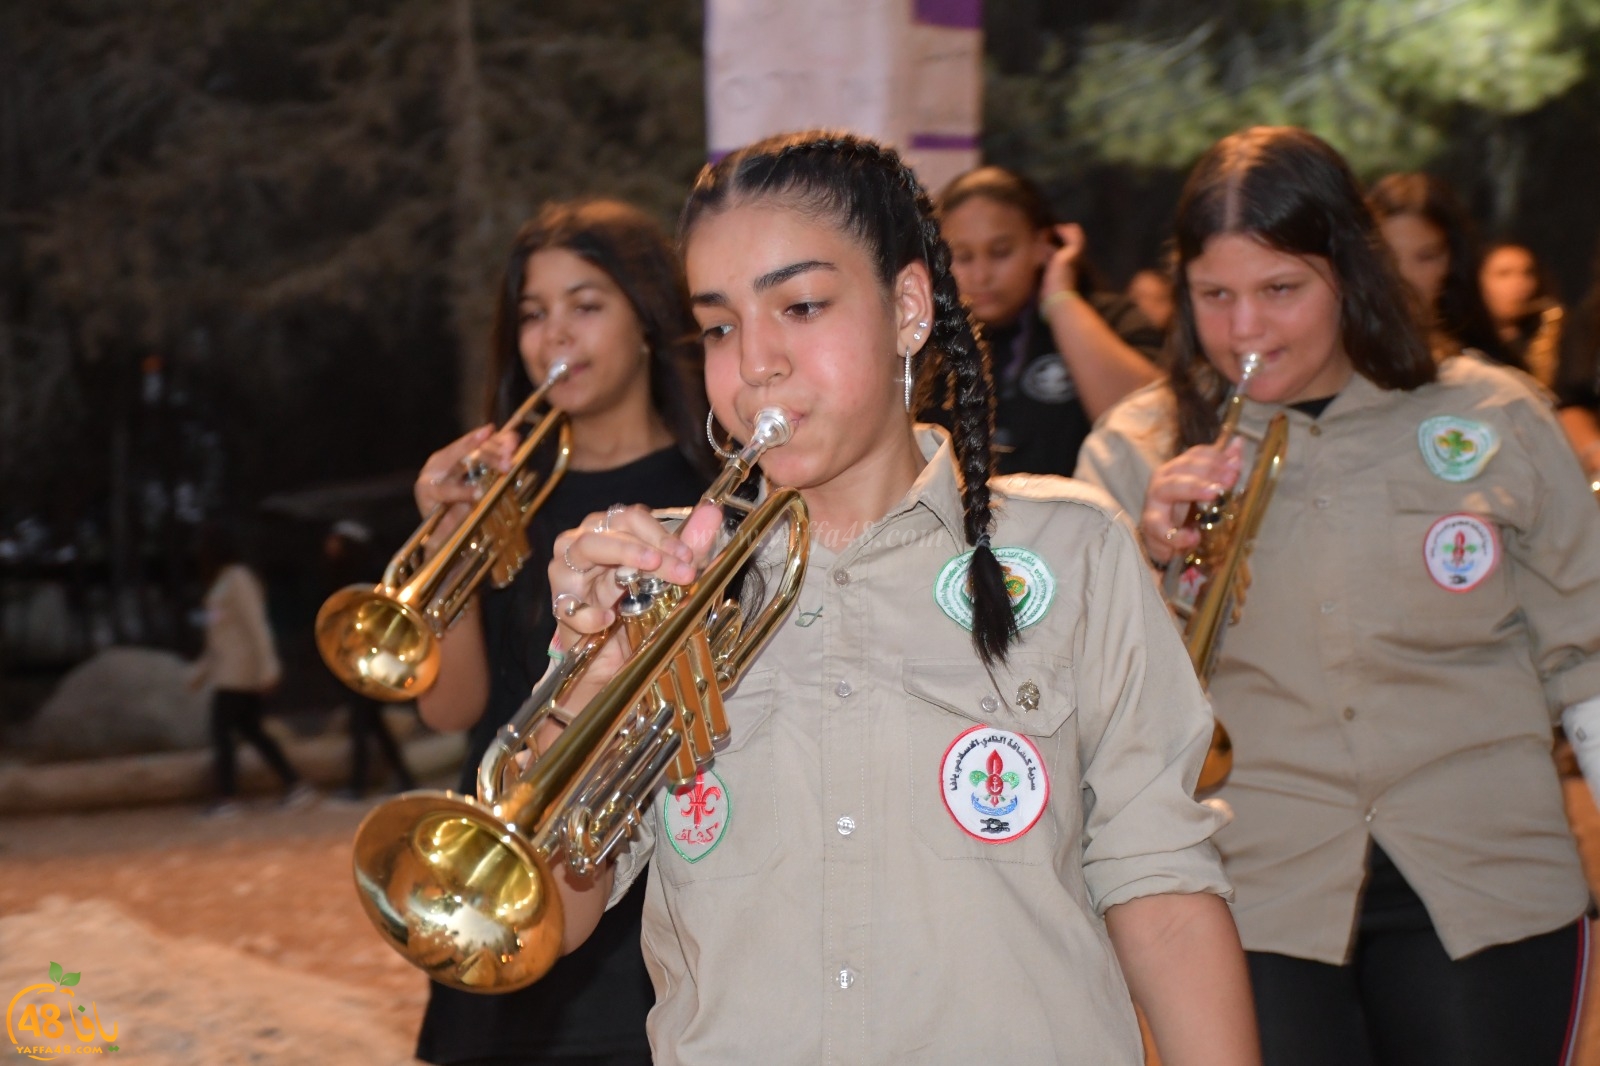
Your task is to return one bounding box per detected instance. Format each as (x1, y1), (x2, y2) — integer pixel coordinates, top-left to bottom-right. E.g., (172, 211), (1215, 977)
(750, 408), (792, 448)
(1237, 352), (1262, 390)
(546, 361), (571, 385)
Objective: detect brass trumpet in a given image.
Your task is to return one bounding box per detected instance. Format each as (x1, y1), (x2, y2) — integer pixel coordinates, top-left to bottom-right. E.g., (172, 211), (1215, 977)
(350, 408), (808, 992)
(316, 363), (572, 701)
(1163, 353), (1288, 792)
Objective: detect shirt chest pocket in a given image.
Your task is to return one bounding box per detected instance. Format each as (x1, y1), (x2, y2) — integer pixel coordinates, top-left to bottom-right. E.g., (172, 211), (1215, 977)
(901, 654), (1076, 866)
(653, 670), (780, 888)
(1384, 480), (1520, 646)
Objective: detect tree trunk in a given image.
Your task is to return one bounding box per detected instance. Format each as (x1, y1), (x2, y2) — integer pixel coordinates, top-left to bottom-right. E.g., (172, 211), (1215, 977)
(446, 0), (492, 432)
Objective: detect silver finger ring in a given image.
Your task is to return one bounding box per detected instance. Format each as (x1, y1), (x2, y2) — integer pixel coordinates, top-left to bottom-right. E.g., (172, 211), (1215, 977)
(562, 544), (595, 574)
(553, 593), (586, 618)
(602, 502), (627, 531)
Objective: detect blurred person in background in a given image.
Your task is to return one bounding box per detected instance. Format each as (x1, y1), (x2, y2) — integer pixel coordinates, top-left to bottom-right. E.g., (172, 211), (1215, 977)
(322, 519), (417, 800)
(1552, 237), (1600, 483)
(189, 522), (314, 816)
(409, 198), (714, 1066)
(1481, 241), (1564, 388)
(1127, 266), (1176, 335)
(927, 165), (1164, 476)
(1367, 173), (1513, 366)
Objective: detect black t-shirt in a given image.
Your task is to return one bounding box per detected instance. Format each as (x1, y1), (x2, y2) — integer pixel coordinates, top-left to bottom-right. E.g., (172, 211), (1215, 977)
(416, 444), (708, 1064)
(924, 292), (1163, 477)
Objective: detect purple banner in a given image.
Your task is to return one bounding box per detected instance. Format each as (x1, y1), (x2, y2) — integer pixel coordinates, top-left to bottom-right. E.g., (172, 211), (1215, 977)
(914, 0), (981, 30)
(909, 132), (980, 151)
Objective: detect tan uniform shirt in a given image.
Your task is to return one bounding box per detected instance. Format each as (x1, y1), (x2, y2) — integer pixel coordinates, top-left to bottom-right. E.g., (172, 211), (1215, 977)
(609, 428), (1229, 1065)
(194, 564), (281, 692)
(1076, 356), (1600, 963)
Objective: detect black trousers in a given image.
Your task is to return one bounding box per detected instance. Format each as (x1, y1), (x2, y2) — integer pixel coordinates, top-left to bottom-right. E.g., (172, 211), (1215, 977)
(1249, 844), (1588, 1066)
(209, 688), (299, 797)
(347, 698), (416, 795)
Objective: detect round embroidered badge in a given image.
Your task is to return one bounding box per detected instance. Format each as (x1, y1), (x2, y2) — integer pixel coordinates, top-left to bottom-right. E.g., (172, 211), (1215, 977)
(1422, 513), (1500, 592)
(1418, 416), (1498, 482)
(663, 767), (729, 863)
(1020, 356), (1077, 404)
(934, 546), (1056, 632)
(939, 725), (1050, 843)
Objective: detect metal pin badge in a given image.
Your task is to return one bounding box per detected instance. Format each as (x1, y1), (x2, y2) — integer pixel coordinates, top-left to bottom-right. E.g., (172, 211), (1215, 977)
(1016, 681), (1041, 712)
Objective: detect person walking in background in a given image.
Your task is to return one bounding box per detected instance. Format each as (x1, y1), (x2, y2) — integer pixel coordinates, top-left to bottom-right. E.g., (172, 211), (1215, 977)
(925, 165), (1164, 477)
(189, 522), (314, 816)
(322, 519), (417, 800)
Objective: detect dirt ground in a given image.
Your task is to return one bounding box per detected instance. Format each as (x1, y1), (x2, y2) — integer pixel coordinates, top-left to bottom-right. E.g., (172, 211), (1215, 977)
(4, 774), (1600, 1063)
(0, 796), (431, 1064)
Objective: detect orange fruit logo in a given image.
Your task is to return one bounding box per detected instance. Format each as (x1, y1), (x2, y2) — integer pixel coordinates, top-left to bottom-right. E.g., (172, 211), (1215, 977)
(6, 963), (120, 1060)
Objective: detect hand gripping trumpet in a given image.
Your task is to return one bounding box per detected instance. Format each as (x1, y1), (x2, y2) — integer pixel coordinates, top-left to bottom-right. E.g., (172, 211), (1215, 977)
(350, 408), (807, 992)
(1162, 353), (1289, 793)
(316, 363), (572, 701)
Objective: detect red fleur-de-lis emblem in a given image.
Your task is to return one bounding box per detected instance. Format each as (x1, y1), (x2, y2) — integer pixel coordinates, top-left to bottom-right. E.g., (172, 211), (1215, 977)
(679, 772), (723, 826)
(985, 749), (1006, 805)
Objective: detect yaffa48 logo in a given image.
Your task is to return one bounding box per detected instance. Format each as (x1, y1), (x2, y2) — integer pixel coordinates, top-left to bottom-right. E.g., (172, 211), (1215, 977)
(7, 962), (120, 1060)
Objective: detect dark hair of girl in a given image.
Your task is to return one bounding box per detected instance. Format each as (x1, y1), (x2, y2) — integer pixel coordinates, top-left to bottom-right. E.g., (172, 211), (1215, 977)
(937, 165), (1108, 298)
(680, 131), (1019, 665)
(485, 199), (715, 481)
(1365, 172), (1516, 366)
(1168, 127), (1435, 449)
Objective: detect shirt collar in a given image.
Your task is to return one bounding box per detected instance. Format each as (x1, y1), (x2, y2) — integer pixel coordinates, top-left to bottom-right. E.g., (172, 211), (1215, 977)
(1239, 369), (1390, 429)
(885, 424), (968, 547)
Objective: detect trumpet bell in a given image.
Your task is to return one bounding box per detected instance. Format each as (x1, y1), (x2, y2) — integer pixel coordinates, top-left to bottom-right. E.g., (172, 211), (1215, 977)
(316, 585), (440, 702)
(352, 792), (564, 993)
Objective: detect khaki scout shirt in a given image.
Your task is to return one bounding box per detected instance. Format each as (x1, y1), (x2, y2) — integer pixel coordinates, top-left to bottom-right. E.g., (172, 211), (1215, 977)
(1076, 356), (1600, 964)
(608, 427), (1229, 1065)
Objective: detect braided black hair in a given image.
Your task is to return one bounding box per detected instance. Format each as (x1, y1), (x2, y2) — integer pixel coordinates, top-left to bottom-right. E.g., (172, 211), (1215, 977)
(681, 131), (1019, 665)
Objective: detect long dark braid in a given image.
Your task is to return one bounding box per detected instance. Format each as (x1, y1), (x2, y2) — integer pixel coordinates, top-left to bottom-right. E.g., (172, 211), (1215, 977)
(681, 130), (1019, 665)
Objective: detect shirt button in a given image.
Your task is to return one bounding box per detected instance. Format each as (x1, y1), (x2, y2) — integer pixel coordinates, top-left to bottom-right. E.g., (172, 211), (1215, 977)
(835, 680), (853, 699)
(832, 569), (851, 586)
(1342, 707), (1356, 721)
(1320, 601), (1336, 614)
(837, 968), (856, 989)
(836, 815), (856, 836)
(1309, 424), (1323, 437)
(980, 695), (999, 713)
(1315, 496), (1331, 510)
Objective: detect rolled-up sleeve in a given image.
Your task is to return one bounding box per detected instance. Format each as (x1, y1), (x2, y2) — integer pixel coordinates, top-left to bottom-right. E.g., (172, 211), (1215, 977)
(1502, 395), (1600, 712)
(1075, 516), (1232, 912)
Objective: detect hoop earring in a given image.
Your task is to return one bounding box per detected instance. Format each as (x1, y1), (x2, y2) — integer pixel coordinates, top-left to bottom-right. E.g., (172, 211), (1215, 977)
(903, 346), (913, 412)
(705, 411), (738, 461)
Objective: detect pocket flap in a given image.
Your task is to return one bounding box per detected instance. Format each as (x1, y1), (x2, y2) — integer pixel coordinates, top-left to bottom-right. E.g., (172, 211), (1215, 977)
(901, 654), (1075, 737)
(1387, 479), (1517, 522)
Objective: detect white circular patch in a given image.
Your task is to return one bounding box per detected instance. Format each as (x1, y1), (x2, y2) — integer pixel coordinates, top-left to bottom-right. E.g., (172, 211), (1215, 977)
(1422, 513), (1500, 592)
(663, 767), (729, 863)
(1020, 355), (1077, 404)
(938, 725), (1050, 844)
(934, 546), (1056, 632)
